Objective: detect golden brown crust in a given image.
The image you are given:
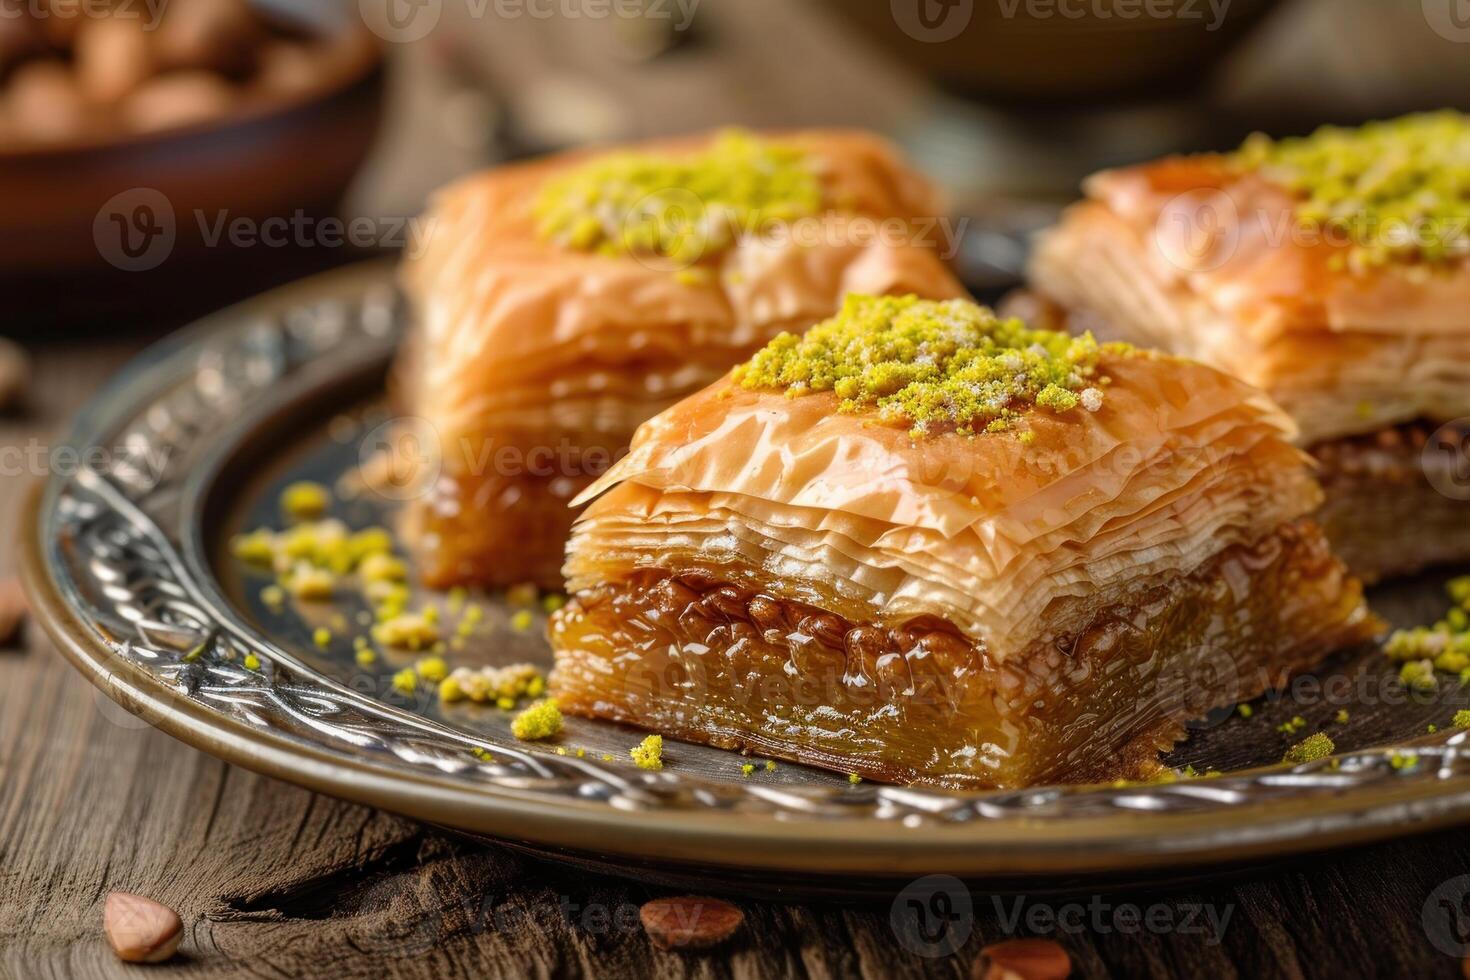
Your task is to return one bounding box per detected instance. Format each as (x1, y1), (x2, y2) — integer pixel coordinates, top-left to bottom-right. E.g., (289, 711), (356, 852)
(566, 350), (1322, 655)
(396, 129), (967, 588)
(550, 521), (1377, 788)
(1031, 156), (1470, 445)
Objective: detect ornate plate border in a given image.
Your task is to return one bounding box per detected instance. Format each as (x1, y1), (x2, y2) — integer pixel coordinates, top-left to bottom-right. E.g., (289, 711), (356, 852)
(23, 260), (1470, 879)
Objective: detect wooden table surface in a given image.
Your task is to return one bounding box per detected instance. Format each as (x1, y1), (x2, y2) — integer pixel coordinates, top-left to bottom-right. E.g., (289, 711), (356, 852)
(7, 3), (1470, 977)
(3, 314), (1470, 980)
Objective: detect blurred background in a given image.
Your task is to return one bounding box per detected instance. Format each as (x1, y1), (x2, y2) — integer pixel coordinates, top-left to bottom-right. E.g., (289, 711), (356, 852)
(2, 0), (1470, 334)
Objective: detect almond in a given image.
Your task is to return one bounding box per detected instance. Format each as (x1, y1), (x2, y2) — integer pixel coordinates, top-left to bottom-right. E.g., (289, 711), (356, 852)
(973, 938), (1071, 980)
(639, 896), (743, 951)
(104, 892), (182, 964)
(0, 578), (26, 648)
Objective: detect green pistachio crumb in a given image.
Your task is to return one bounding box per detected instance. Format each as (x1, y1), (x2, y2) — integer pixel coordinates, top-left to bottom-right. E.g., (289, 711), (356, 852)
(391, 667), (418, 695)
(533, 129), (821, 264)
(733, 294), (1128, 437)
(1455, 709), (1470, 728)
(631, 735), (664, 771)
(1235, 111), (1470, 271)
(1284, 732), (1335, 765)
(511, 698), (563, 741)
(1237, 703), (1253, 719)
(280, 481), (330, 520)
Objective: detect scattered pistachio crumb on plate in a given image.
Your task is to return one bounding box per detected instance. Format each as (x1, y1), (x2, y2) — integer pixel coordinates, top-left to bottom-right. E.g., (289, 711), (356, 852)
(1284, 732), (1335, 765)
(391, 667), (418, 695)
(630, 735), (663, 771)
(511, 698), (563, 740)
(280, 480), (330, 520)
(415, 654), (448, 682)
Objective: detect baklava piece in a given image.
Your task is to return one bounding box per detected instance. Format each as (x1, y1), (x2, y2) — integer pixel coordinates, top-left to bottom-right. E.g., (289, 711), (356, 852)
(1027, 111), (1470, 581)
(397, 129), (965, 589)
(549, 295), (1377, 789)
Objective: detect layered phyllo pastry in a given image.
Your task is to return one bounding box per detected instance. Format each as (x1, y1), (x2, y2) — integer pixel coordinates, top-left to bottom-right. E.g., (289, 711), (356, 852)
(1026, 111), (1470, 582)
(397, 129), (965, 590)
(548, 295), (1377, 788)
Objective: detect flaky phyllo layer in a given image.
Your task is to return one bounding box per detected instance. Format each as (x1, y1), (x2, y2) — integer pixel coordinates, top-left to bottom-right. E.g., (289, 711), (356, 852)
(1030, 112), (1470, 446)
(398, 128), (965, 458)
(565, 297), (1323, 662)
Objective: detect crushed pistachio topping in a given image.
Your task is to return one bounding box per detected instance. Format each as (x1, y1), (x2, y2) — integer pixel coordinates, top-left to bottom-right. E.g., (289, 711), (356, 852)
(733, 294), (1127, 438)
(372, 614), (440, 651)
(391, 668), (418, 695)
(280, 480), (330, 520)
(360, 553), (407, 584)
(355, 647), (377, 667)
(740, 763), (755, 778)
(533, 129), (821, 265)
(1456, 709), (1470, 729)
(1334, 709), (1350, 724)
(1284, 732), (1335, 765)
(312, 627), (332, 648)
(1386, 577), (1470, 682)
(630, 735), (664, 771)
(1235, 111), (1470, 270)
(442, 663), (543, 706)
(415, 655), (448, 683)
(287, 564), (336, 602)
(471, 747), (494, 763)
(765, 760), (777, 772)
(847, 773), (863, 785)
(542, 594), (567, 614)
(243, 652), (261, 671)
(1276, 715), (1307, 735)
(511, 698), (564, 741)
(510, 610), (535, 633)
(1390, 751), (1419, 771)
(1236, 703), (1253, 719)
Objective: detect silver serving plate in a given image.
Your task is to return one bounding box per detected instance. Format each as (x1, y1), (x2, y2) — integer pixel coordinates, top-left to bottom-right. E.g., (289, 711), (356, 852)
(23, 261), (1470, 892)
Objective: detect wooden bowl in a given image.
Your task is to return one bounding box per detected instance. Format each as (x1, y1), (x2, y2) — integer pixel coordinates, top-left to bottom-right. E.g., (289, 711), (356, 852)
(827, 0), (1282, 105)
(0, 0), (384, 328)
